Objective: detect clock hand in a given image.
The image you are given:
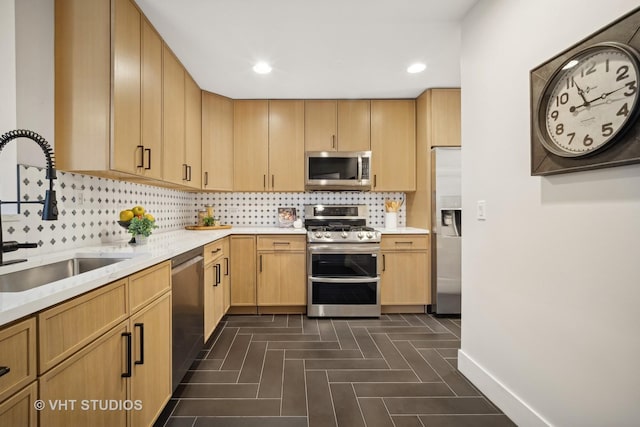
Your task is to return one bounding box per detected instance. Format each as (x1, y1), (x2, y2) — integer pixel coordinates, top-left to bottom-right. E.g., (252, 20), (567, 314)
(573, 80), (591, 106)
(587, 86), (626, 103)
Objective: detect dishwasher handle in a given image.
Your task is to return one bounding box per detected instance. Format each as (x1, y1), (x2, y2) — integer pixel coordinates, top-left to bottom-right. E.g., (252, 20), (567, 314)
(172, 255), (204, 275)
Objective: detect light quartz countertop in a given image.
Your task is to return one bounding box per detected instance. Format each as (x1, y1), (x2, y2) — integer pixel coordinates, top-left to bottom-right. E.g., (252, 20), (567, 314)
(0, 226), (306, 327)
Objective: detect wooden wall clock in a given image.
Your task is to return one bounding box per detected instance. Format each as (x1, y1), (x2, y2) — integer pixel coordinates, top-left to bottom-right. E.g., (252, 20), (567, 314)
(530, 7), (640, 175)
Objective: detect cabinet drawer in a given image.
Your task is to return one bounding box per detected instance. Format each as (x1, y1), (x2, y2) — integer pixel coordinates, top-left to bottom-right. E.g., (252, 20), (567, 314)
(38, 279), (128, 374)
(257, 235), (306, 251)
(204, 239), (226, 265)
(129, 261), (171, 313)
(0, 318), (36, 403)
(381, 235), (429, 251)
(0, 381), (38, 427)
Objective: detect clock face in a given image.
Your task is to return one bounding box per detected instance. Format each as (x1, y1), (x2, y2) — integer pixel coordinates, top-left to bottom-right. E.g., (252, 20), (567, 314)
(540, 43), (640, 157)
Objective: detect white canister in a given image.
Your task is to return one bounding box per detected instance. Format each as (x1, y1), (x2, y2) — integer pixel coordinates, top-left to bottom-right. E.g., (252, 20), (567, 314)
(385, 212), (397, 230)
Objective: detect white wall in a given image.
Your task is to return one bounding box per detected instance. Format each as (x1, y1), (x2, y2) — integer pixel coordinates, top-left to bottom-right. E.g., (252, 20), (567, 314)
(459, 1), (640, 426)
(0, 0), (18, 213)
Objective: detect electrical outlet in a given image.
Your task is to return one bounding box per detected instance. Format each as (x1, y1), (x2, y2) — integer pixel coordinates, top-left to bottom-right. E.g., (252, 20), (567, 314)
(476, 200), (486, 220)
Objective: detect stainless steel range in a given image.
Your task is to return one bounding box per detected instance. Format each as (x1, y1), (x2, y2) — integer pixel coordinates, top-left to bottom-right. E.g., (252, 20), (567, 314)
(305, 205), (381, 317)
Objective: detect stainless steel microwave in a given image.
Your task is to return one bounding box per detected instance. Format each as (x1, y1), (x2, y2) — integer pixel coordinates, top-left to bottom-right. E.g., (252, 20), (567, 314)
(305, 151), (372, 191)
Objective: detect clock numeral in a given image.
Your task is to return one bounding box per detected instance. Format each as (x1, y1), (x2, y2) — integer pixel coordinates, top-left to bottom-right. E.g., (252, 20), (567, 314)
(550, 110), (559, 121)
(617, 103), (629, 117)
(624, 80), (637, 96)
(555, 123), (564, 135)
(567, 132), (575, 145)
(565, 77), (575, 90)
(602, 123), (614, 137)
(616, 65), (630, 81)
(585, 61), (596, 76)
(583, 134), (594, 146)
(555, 93), (569, 107)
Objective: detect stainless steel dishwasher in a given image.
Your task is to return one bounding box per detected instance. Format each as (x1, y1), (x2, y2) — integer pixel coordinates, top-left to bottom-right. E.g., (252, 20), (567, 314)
(171, 247), (204, 391)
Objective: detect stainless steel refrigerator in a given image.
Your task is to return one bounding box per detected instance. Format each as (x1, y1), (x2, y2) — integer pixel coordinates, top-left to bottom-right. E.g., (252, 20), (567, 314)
(430, 147), (461, 315)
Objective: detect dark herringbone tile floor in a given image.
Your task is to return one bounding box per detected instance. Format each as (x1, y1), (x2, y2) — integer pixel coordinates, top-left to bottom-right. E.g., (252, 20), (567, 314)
(154, 314), (516, 427)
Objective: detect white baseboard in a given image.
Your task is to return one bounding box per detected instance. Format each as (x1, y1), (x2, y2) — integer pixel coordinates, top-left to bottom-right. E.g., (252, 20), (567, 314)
(458, 349), (551, 427)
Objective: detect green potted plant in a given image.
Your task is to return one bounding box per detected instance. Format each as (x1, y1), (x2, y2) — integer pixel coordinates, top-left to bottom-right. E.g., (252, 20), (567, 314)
(128, 216), (158, 245)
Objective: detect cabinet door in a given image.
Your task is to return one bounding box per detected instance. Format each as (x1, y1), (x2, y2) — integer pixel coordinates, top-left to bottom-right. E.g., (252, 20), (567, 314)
(371, 100), (416, 191)
(140, 18), (163, 180)
(0, 382), (37, 427)
(305, 100), (337, 151)
(257, 252), (306, 306)
(184, 73), (202, 188)
(162, 44), (186, 185)
(39, 323), (128, 427)
(380, 251), (429, 305)
(112, 0), (141, 175)
(268, 100), (304, 191)
(430, 89), (461, 147)
(233, 100), (269, 191)
(204, 262), (224, 342)
(337, 100), (370, 151)
(222, 238), (231, 314)
(130, 293), (172, 427)
(202, 92), (234, 190)
(0, 318), (36, 403)
(230, 236), (257, 306)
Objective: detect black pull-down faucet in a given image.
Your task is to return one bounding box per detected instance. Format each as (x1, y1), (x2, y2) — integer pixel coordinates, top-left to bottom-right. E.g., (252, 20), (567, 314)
(0, 129), (58, 266)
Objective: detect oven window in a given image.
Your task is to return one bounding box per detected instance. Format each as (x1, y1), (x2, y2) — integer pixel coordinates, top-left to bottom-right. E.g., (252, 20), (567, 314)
(311, 281), (378, 305)
(308, 157), (358, 180)
(311, 253), (377, 277)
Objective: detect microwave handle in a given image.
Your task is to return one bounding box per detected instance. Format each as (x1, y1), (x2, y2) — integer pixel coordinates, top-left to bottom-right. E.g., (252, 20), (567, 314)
(357, 156), (363, 181)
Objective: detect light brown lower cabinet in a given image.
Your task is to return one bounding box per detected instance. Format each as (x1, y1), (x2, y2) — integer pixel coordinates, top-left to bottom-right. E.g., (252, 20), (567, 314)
(380, 235), (430, 305)
(230, 236), (257, 306)
(257, 236), (306, 306)
(0, 381), (38, 427)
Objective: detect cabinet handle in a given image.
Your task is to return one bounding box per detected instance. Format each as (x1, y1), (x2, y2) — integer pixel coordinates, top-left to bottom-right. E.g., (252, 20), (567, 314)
(273, 241), (291, 245)
(395, 241), (413, 245)
(271, 175), (274, 189)
(382, 254), (386, 272)
(224, 257), (229, 276)
(136, 145), (144, 168)
(187, 165), (192, 182)
(263, 175), (266, 190)
(373, 174), (377, 188)
(213, 264), (219, 286)
(182, 164), (188, 181)
(216, 263), (221, 285)
(144, 148), (151, 170)
(0, 366), (9, 377)
(121, 332), (132, 378)
(259, 254), (262, 272)
(332, 135), (336, 149)
(204, 171), (209, 186)
(134, 323), (144, 365)
(211, 248), (221, 254)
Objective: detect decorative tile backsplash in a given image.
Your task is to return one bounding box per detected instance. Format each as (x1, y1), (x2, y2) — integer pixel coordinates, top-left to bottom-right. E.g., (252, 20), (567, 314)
(2, 165), (406, 253)
(194, 191), (406, 227)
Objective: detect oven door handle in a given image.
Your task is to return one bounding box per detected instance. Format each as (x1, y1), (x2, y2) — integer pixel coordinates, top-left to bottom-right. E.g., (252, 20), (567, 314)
(308, 277), (380, 284)
(307, 244), (381, 253)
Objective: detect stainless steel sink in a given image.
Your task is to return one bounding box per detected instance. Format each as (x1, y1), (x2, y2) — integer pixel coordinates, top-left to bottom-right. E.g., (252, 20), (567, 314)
(0, 257), (130, 292)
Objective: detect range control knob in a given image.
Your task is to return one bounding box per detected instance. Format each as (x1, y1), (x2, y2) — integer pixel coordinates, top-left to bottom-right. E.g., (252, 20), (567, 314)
(341, 231), (348, 239)
(314, 231), (322, 238)
(323, 231), (332, 239)
(366, 232), (374, 239)
(357, 231), (364, 239)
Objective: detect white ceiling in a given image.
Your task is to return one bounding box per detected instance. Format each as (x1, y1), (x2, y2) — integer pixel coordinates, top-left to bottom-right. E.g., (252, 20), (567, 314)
(134, 0), (477, 99)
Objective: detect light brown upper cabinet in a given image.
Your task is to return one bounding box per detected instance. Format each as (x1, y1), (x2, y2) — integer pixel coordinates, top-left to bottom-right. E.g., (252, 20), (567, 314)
(56, 0), (163, 180)
(304, 100), (370, 152)
(233, 100), (304, 192)
(406, 88), (460, 229)
(370, 99), (416, 191)
(202, 92), (234, 191)
(162, 46), (202, 188)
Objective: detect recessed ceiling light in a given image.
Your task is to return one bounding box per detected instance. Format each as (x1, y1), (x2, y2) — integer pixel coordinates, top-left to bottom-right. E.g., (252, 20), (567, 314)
(253, 62), (272, 74)
(407, 63), (427, 74)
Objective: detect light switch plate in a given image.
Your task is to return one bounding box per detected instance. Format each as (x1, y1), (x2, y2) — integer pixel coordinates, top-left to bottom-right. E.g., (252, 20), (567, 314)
(476, 200), (486, 220)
